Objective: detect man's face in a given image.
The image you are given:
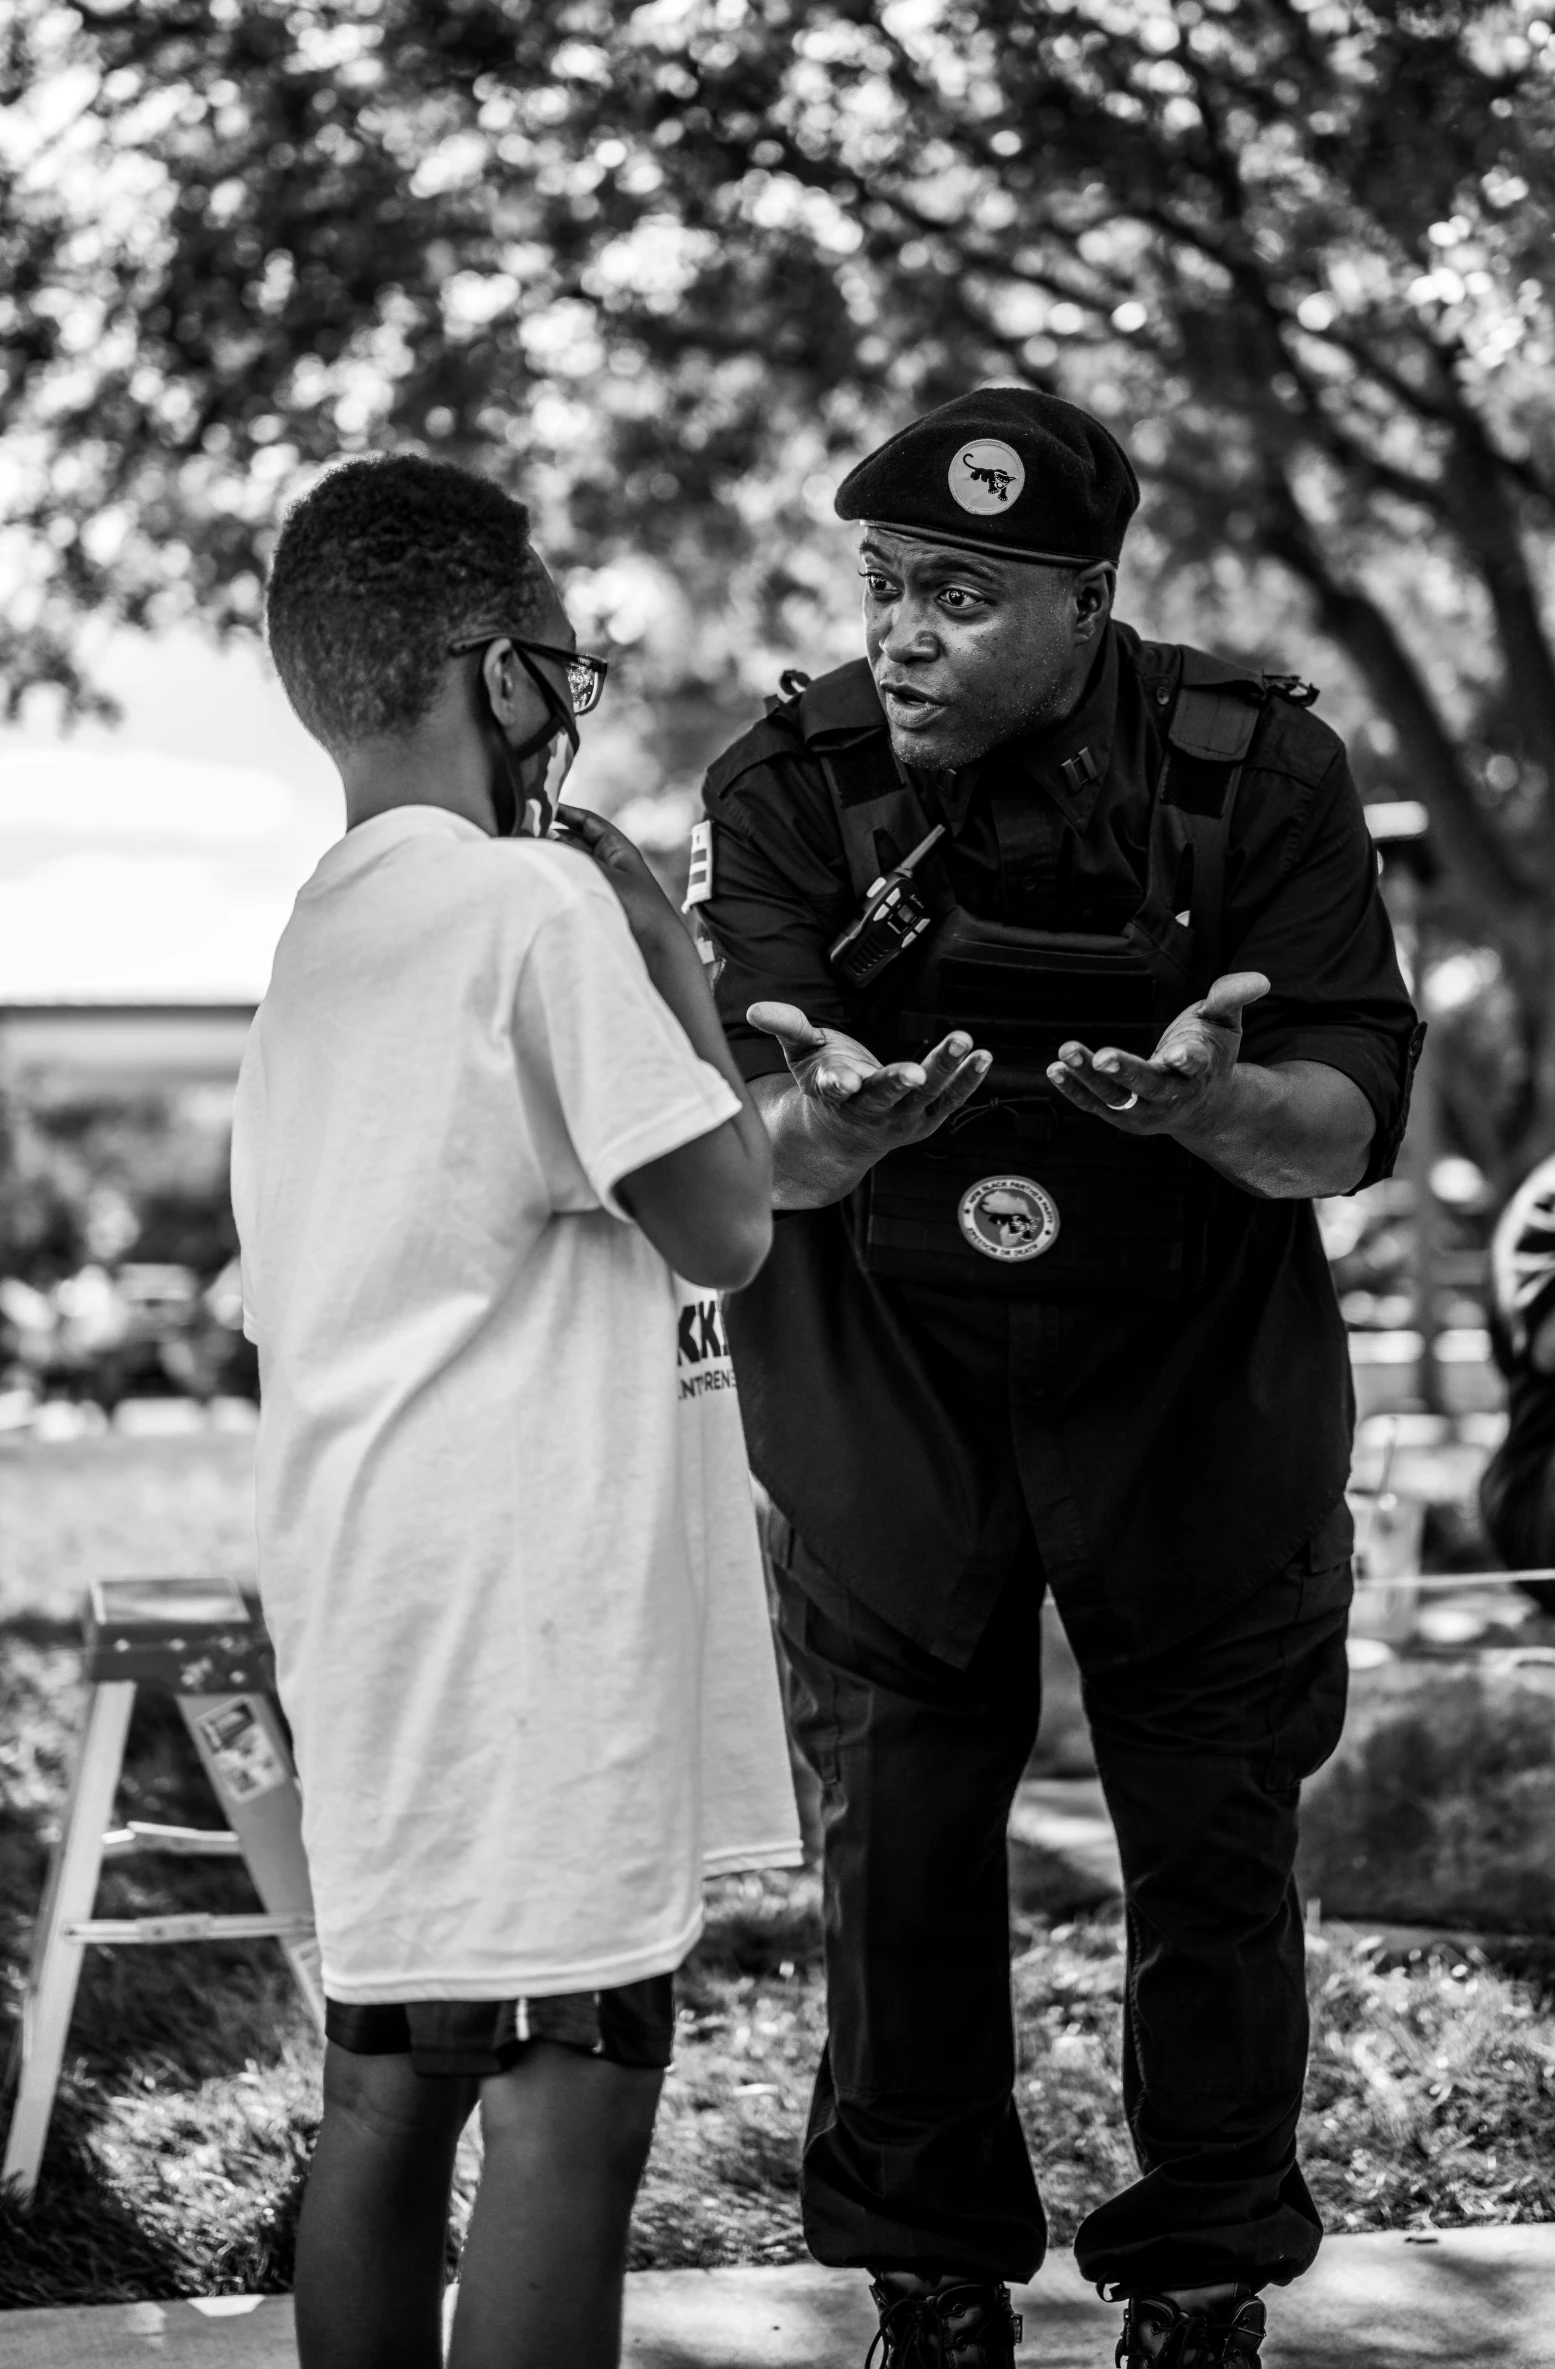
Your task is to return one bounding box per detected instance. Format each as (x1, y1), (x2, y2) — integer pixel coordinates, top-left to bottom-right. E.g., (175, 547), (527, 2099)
(859, 528), (1107, 771)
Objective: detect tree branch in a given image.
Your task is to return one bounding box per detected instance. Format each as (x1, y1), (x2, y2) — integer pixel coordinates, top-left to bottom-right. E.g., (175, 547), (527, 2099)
(1260, 472), (1536, 929)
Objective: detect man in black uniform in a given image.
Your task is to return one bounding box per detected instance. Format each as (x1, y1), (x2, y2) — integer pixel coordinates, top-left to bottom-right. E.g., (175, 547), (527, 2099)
(693, 389), (1420, 2369)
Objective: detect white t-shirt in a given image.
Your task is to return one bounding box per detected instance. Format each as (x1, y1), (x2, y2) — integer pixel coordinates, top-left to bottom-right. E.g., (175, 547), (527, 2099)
(231, 805), (788, 2002)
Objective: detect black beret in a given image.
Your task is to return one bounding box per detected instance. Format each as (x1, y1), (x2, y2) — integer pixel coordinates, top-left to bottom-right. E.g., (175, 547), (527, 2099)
(833, 387), (1139, 566)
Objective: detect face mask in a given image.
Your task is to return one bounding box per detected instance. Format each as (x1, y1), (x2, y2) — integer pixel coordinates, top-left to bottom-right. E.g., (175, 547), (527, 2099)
(518, 722), (578, 840)
(489, 702), (578, 840)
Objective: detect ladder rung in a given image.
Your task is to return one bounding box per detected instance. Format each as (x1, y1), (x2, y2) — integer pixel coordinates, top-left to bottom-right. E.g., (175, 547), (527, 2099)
(62, 1912), (315, 1946)
(101, 1822), (244, 1859)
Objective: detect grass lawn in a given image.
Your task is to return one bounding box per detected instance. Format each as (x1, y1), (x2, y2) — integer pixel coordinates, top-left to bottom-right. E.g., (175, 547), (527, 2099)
(0, 1431), (260, 1625)
(3, 1435), (1555, 2307)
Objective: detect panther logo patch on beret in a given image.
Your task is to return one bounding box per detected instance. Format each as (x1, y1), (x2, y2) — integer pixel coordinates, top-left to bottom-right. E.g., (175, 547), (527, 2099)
(948, 438), (1026, 515)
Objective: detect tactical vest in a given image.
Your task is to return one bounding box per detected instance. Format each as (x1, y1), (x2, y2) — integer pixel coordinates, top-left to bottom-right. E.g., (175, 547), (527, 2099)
(761, 644), (1306, 1303)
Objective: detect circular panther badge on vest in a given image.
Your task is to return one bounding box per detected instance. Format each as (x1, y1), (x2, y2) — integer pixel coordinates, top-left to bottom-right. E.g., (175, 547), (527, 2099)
(957, 1175), (1060, 1263)
(948, 438), (1027, 515)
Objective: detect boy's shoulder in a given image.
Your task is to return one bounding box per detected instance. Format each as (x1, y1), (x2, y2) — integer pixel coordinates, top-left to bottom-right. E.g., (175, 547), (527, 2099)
(447, 832), (620, 935)
(495, 833), (611, 895)
(274, 824), (622, 1002)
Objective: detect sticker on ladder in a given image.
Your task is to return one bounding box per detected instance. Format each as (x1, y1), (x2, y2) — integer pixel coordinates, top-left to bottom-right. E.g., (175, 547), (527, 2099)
(195, 1698), (288, 1803)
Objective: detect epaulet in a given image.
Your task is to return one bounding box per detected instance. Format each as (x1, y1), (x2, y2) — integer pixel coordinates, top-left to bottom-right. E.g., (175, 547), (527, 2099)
(1245, 665), (1342, 785)
(790, 657), (885, 746)
(1136, 638), (1319, 707)
(1135, 639), (1334, 783)
(702, 706), (807, 804)
(702, 658), (884, 805)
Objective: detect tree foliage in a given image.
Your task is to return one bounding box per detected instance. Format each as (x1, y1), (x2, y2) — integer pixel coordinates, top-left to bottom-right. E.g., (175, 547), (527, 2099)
(4, 0), (1555, 1150)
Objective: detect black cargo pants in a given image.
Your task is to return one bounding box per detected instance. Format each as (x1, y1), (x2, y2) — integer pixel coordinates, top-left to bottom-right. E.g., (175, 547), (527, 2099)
(770, 1514), (1352, 2297)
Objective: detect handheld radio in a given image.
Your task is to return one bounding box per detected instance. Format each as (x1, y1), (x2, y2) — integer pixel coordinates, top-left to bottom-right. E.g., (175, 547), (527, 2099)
(827, 824), (946, 990)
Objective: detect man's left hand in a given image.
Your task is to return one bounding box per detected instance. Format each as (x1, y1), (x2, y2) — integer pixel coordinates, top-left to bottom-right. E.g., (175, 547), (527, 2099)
(1047, 970), (1271, 1138)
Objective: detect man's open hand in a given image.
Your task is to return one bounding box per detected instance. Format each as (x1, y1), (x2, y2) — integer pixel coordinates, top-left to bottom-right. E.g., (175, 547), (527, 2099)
(1046, 971), (1271, 1137)
(748, 1001), (990, 1150)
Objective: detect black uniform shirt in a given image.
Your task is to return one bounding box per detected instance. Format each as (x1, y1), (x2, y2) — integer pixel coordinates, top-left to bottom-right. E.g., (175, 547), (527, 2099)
(700, 622), (1422, 1670)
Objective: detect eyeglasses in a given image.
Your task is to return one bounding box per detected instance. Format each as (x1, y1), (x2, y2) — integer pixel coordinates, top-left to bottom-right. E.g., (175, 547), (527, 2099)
(447, 628), (609, 717)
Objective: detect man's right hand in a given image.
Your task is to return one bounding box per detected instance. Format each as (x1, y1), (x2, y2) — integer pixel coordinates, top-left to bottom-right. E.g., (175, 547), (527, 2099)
(747, 1001), (990, 1205)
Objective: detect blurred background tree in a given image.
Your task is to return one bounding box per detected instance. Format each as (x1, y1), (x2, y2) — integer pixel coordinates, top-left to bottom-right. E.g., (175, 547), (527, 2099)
(3, 0), (1553, 1165)
(0, 1085), (237, 1284)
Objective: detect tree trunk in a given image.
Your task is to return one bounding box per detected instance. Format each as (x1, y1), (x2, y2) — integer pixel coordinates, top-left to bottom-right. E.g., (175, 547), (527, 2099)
(1257, 475), (1555, 1171)
(1512, 915), (1555, 1175)
(1260, 487), (1533, 936)
(1444, 416), (1555, 862)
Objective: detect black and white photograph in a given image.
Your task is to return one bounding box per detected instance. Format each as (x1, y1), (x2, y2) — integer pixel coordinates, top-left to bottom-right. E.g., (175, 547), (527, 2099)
(2, 4), (1554, 2364)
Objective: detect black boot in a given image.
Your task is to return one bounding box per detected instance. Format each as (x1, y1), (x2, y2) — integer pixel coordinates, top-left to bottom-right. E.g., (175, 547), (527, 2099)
(867, 2272), (1023, 2367)
(1115, 2290), (1266, 2369)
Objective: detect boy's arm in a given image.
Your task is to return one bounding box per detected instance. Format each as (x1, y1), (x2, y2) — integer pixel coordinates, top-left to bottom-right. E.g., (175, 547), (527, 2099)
(554, 807), (773, 1292)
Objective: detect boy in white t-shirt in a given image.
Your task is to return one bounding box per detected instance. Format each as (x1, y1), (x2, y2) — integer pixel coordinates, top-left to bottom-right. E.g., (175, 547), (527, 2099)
(232, 455), (773, 2369)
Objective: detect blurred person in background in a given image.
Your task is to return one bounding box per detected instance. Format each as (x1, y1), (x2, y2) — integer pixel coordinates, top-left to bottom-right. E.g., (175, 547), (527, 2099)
(693, 389), (1421, 2369)
(1481, 1153), (1555, 1612)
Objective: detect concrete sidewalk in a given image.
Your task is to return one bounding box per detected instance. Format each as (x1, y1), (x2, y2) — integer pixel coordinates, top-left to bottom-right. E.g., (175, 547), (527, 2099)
(3, 2228), (1550, 2365)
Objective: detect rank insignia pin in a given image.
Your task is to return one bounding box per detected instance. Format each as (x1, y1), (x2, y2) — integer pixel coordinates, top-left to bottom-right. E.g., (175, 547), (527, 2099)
(684, 819), (714, 910)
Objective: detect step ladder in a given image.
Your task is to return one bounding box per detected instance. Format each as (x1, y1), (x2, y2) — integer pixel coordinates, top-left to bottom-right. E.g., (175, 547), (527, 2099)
(2, 1576), (323, 2204)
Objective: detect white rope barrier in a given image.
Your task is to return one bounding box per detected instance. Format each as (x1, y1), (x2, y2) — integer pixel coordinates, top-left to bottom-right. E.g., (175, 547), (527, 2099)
(1353, 1567), (1555, 1593)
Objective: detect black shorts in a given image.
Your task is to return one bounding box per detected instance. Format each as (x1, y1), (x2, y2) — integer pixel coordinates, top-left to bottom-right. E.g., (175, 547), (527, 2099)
(324, 1975), (675, 2078)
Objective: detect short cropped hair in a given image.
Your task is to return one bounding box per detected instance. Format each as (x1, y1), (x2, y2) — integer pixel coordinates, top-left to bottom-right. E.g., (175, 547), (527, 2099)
(265, 454), (545, 750)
